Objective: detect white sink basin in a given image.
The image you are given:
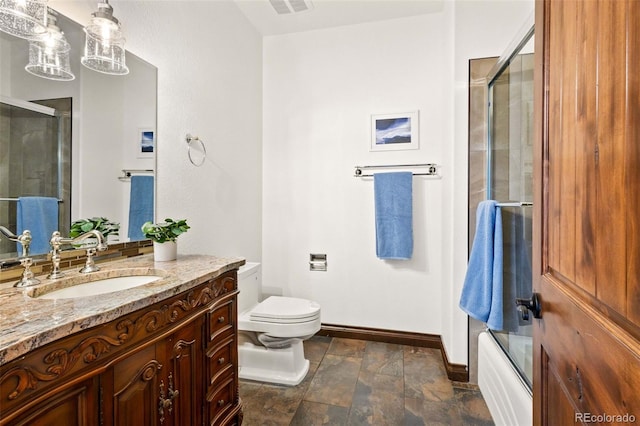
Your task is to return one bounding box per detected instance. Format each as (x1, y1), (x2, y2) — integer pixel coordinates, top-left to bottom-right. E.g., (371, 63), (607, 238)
(36, 275), (163, 300)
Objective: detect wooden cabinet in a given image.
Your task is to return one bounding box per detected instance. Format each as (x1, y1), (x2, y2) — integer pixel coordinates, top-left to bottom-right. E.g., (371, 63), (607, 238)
(0, 271), (241, 426)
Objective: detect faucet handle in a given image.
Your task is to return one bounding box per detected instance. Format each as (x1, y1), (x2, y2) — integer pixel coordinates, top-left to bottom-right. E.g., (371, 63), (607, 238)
(17, 230), (32, 258)
(48, 231), (65, 279)
(14, 256), (40, 288)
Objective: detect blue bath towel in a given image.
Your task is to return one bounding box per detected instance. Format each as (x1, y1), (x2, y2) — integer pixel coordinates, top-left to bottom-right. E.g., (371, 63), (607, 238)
(459, 200), (504, 330)
(16, 196), (59, 255)
(374, 172), (413, 260)
(128, 176), (154, 241)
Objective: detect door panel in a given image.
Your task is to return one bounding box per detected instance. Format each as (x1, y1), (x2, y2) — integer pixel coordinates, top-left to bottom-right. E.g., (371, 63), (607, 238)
(534, 0), (640, 423)
(594, 0), (628, 313)
(626, 0), (640, 325)
(111, 345), (161, 426)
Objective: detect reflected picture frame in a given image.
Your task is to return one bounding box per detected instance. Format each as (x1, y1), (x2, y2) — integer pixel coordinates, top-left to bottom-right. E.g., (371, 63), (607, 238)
(370, 111), (419, 152)
(137, 128), (155, 158)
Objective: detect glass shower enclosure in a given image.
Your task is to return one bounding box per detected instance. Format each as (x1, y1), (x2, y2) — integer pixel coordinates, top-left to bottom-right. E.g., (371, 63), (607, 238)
(0, 96), (71, 257)
(486, 27), (534, 388)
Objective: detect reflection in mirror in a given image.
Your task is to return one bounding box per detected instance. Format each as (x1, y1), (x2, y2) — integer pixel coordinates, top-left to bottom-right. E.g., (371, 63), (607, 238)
(0, 96), (71, 257)
(0, 9), (157, 261)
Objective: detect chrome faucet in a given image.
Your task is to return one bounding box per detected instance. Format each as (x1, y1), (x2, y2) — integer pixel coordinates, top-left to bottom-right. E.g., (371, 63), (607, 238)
(0, 226), (39, 287)
(0, 226), (31, 257)
(48, 230), (108, 279)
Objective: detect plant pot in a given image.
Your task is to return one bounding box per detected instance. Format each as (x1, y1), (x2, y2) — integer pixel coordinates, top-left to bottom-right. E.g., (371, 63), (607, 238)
(153, 241), (177, 262)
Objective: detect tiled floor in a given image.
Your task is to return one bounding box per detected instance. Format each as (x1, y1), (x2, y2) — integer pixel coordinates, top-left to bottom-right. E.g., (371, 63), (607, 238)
(239, 336), (494, 425)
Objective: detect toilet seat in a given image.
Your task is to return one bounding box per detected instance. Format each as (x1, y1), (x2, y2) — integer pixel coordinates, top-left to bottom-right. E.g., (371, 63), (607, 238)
(250, 296), (321, 323)
(238, 296), (321, 338)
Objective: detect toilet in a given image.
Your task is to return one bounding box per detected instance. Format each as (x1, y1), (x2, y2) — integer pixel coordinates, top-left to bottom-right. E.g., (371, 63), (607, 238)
(237, 262), (321, 386)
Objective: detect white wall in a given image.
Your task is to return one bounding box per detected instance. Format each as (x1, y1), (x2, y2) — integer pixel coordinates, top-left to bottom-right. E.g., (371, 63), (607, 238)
(53, 0), (263, 260)
(263, 14), (453, 335)
(263, 1), (534, 366)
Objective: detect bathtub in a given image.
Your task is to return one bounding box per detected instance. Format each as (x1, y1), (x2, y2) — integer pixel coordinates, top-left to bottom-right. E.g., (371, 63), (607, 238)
(478, 331), (532, 426)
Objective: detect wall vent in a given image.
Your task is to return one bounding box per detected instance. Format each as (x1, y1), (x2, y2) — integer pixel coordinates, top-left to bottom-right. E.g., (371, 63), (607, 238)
(268, 0), (314, 14)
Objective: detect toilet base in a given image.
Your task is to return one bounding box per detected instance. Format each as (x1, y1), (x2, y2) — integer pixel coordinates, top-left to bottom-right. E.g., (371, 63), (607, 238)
(238, 340), (309, 386)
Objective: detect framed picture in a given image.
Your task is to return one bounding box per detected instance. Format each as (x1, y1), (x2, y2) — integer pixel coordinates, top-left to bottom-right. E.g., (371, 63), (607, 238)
(370, 111), (419, 151)
(137, 128), (155, 158)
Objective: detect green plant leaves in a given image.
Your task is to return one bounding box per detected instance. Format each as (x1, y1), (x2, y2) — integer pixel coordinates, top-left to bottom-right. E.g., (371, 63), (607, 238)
(70, 217), (120, 238)
(141, 218), (190, 243)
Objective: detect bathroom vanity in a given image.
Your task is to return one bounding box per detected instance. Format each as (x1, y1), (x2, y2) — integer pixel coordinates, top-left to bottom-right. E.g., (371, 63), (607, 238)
(0, 254), (244, 425)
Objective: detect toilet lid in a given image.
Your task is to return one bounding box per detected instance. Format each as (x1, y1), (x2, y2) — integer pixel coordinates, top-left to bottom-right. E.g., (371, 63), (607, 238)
(250, 296), (321, 324)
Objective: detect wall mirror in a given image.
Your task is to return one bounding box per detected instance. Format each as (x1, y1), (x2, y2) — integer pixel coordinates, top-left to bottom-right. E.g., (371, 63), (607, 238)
(0, 9), (157, 260)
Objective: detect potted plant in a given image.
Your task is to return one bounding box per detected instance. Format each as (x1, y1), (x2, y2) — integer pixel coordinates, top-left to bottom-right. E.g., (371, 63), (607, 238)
(141, 218), (190, 261)
(70, 217), (120, 245)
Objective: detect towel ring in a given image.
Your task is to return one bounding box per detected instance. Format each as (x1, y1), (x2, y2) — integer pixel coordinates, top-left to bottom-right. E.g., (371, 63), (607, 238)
(185, 134), (207, 167)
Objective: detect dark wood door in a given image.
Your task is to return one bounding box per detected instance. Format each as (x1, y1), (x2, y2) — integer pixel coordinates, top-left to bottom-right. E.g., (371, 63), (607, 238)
(163, 316), (204, 426)
(5, 377), (99, 426)
(534, 0), (640, 424)
(105, 344), (163, 426)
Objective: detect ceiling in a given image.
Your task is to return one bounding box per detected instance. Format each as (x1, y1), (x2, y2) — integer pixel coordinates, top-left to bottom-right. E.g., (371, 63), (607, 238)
(233, 0), (445, 36)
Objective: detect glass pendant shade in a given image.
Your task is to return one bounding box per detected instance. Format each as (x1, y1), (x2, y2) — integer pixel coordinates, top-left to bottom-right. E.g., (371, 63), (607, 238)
(81, 1), (128, 75)
(25, 19), (74, 81)
(0, 0), (47, 40)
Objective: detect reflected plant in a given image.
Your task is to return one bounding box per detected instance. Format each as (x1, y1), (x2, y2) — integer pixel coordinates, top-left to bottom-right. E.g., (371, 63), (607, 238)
(70, 217), (120, 238)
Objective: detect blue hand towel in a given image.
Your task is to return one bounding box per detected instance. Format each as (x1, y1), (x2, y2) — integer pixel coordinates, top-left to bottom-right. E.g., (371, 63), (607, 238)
(128, 176), (154, 241)
(374, 172), (413, 260)
(459, 200), (504, 330)
(16, 196), (59, 255)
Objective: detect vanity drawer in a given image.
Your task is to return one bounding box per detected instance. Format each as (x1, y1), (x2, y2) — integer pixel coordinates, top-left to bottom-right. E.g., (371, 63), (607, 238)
(208, 301), (234, 342)
(207, 336), (235, 384)
(207, 375), (236, 425)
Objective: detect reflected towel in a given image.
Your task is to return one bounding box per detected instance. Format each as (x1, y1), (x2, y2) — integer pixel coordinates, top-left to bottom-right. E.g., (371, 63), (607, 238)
(128, 176), (154, 240)
(17, 196), (59, 255)
(374, 172), (413, 260)
(501, 208), (533, 332)
(459, 200), (504, 330)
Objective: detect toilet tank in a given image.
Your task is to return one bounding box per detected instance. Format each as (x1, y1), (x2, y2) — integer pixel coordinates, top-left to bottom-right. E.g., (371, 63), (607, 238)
(237, 262), (262, 314)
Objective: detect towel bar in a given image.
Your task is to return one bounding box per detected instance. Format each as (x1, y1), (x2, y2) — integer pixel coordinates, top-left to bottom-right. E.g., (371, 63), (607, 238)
(118, 169), (154, 182)
(0, 198), (63, 202)
(354, 163), (439, 177)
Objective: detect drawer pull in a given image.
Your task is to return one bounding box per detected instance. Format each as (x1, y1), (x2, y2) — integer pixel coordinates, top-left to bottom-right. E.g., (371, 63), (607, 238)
(218, 357), (225, 364)
(218, 316), (225, 323)
(217, 399), (225, 407)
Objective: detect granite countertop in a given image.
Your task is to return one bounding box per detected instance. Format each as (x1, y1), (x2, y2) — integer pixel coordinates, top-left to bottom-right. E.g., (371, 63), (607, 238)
(0, 254), (245, 366)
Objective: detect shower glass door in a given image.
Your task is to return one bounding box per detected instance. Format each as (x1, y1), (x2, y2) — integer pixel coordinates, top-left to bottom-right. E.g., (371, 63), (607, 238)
(487, 28), (534, 388)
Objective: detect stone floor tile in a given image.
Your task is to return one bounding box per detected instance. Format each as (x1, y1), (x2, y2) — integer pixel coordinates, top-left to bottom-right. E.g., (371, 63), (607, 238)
(304, 354), (362, 407)
(304, 335), (332, 363)
(239, 337), (496, 426)
(454, 386), (495, 425)
(361, 341), (404, 377)
(326, 337), (367, 358)
(348, 371), (404, 425)
(290, 401), (349, 426)
(404, 397), (463, 426)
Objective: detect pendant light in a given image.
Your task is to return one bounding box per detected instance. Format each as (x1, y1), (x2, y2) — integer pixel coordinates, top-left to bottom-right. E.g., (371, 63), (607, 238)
(25, 11), (74, 81)
(0, 0), (48, 39)
(81, 0), (128, 75)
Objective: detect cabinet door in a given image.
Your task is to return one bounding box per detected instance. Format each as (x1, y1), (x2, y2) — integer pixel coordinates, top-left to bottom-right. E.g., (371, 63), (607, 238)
(5, 377), (99, 426)
(160, 317), (204, 426)
(104, 344), (163, 426)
